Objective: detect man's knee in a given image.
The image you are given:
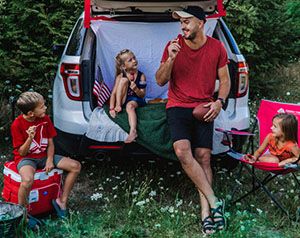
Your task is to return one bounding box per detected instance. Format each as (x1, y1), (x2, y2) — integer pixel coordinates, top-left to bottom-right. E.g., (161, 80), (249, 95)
(174, 144), (192, 165)
(195, 150), (211, 167)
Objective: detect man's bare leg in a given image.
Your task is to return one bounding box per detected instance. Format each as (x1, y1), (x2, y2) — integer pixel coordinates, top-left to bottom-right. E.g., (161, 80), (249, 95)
(195, 148), (213, 219)
(173, 140), (218, 208)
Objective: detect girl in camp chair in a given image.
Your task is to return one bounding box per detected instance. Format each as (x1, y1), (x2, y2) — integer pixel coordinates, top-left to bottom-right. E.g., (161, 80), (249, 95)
(109, 49), (147, 143)
(245, 113), (300, 167)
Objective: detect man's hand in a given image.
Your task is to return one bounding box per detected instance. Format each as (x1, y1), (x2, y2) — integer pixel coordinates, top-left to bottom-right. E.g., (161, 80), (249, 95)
(203, 101), (222, 122)
(26, 126), (36, 139)
(44, 159), (54, 173)
(168, 38), (181, 60)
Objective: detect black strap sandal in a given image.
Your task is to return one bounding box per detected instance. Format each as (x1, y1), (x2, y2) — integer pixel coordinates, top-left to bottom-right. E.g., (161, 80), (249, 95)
(201, 215), (215, 235)
(211, 198), (227, 231)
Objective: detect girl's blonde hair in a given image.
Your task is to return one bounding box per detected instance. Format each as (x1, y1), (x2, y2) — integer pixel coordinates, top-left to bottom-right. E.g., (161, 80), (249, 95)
(115, 49), (135, 77)
(273, 113), (298, 143)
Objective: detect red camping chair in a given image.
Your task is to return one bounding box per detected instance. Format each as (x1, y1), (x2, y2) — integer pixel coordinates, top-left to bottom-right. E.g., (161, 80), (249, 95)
(216, 99), (300, 218)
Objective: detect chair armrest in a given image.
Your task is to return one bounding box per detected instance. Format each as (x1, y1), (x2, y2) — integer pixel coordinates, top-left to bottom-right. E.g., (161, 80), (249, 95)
(215, 128), (255, 136)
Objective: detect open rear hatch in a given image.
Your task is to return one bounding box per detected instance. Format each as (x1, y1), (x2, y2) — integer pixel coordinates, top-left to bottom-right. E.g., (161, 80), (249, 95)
(84, 0), (226, 28)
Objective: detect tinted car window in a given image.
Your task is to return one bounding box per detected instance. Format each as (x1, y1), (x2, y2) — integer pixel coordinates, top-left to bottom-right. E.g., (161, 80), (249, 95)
(66, 19), (85, 56)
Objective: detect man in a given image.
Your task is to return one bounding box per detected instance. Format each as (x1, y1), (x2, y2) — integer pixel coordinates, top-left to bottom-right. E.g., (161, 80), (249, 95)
(156, 6), (230, 235)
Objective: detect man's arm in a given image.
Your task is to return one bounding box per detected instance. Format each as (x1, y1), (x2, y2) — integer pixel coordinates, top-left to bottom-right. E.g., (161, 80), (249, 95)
(217, 65), (231, 101)
(155, 58), (175, 86)
(203, 65), (230, 122)
(156, 39), (181, 86)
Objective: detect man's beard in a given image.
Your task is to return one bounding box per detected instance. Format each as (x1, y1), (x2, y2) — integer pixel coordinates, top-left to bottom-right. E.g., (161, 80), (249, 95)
(183, 31), (196, 41)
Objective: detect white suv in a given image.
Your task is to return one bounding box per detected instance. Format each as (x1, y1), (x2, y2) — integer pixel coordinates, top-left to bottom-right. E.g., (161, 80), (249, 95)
(52, 0), (250, 163)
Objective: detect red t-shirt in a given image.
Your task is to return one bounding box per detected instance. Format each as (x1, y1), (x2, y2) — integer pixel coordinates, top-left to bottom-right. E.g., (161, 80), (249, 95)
(161, 34), (229, 108)
(11, 114), (57, 164)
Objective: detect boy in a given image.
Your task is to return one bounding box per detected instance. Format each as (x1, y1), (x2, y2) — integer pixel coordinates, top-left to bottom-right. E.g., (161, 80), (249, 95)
(11, 91), (81, 222)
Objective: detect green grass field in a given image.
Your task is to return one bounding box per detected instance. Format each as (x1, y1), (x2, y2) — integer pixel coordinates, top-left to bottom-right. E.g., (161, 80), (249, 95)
(1, 150), (300, 238)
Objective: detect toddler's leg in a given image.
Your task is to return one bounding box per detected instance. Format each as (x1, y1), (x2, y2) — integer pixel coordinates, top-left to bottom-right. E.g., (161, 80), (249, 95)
(258, 154), (279, 163)
(55, 157), (81, 210)
(18, 165), (36, 207)
(125, 101), (138, 143)
(116, 77), (129, 113)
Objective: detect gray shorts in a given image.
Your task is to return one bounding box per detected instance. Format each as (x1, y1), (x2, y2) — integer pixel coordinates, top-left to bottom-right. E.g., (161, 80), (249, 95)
(17, 155), (63, 172)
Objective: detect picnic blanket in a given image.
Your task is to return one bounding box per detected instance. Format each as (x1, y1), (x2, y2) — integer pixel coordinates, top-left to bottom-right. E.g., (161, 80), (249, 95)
(104, 103), (177, 160)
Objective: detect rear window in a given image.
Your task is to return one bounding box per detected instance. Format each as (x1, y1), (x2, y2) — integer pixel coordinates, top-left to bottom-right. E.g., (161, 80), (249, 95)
(66, 19), (86, 56)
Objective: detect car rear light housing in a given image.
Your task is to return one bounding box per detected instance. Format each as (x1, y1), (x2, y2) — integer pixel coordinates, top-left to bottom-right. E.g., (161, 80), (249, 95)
(236, 61), (249, 98)
(60, 63), (83, 100)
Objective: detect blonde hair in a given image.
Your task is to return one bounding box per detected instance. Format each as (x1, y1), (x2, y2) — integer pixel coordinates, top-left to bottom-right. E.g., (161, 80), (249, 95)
(16, 91), (44, 115)
(115, 49), (135, 77)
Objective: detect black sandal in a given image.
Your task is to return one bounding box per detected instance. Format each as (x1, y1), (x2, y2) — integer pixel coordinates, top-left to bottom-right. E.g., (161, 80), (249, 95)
(201, 215), (215, 235)
(211, 198), (226, 231)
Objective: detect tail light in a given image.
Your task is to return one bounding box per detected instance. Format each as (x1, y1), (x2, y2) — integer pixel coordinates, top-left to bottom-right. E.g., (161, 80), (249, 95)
(236, 61), (249, 98)
(60, 63), (83, 100)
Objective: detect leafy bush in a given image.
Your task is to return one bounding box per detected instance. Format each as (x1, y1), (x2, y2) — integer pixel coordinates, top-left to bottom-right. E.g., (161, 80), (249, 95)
(226, 0), (300, 98)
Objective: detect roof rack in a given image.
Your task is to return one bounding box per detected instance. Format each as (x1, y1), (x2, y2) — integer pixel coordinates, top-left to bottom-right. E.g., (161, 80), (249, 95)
(84, 0), (226, 28)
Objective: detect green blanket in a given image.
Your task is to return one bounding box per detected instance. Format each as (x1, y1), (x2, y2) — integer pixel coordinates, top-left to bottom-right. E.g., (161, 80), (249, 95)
(104, 104), (177, 160)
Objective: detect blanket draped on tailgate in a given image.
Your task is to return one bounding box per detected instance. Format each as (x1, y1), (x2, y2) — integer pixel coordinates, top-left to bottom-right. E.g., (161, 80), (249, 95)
(104, 104), (177, 160)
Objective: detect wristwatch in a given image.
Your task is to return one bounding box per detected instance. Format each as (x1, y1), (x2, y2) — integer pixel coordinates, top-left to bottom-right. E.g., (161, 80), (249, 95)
(217, 97), (225, 106)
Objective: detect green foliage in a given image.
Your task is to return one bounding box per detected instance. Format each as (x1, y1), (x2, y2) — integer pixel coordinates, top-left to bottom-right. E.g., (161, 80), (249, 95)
(226, 0), (300, 98)
(0, 0), (82, 99)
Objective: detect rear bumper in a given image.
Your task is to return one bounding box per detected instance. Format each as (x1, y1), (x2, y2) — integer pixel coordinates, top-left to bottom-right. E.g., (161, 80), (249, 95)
(54, 128), (155, 159)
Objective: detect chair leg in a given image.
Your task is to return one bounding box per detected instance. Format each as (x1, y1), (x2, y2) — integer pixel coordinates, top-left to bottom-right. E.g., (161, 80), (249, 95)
(234, 166), (290, 218)
(230, 163), (244, 200)
(292, 172), (300, 187)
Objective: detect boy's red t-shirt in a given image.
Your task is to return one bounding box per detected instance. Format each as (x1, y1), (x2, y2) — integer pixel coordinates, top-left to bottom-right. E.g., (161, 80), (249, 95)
(11, 115), (57, 164)
(161, 34), (229, 109)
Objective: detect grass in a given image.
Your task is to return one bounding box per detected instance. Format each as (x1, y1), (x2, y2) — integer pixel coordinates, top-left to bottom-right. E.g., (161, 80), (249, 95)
(1, 149), (300, 238)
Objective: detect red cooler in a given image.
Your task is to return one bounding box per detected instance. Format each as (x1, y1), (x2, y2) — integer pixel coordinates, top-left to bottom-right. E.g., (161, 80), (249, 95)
(2, 161), (63, 216)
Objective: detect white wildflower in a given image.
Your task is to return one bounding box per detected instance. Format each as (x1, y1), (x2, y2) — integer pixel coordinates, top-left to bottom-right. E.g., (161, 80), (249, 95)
(136, 200), (146, 206)
(112, 185), (118, 190)
(256, 208), (263, 214)
(176, 199), (183, 207)
(168, 206), (174, 213)
(149, 191), (157, 197)
(132, 191), (138, 196)
(90, 192), (102, 201)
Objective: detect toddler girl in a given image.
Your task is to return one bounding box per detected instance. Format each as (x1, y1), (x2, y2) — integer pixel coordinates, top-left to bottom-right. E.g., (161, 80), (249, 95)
(245, 113), (299, 167)
(109, 49), (147, 143)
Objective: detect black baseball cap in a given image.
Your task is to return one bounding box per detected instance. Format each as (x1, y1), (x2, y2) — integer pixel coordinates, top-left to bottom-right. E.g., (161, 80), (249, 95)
(172, 6), (206, 23)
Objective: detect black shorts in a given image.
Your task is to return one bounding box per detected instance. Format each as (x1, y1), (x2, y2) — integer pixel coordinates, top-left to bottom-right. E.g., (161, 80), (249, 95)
(166, 107), (214, 149)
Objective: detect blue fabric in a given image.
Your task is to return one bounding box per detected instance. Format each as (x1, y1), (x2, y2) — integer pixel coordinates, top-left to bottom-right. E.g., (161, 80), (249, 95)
(125, 96), (146, 107)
